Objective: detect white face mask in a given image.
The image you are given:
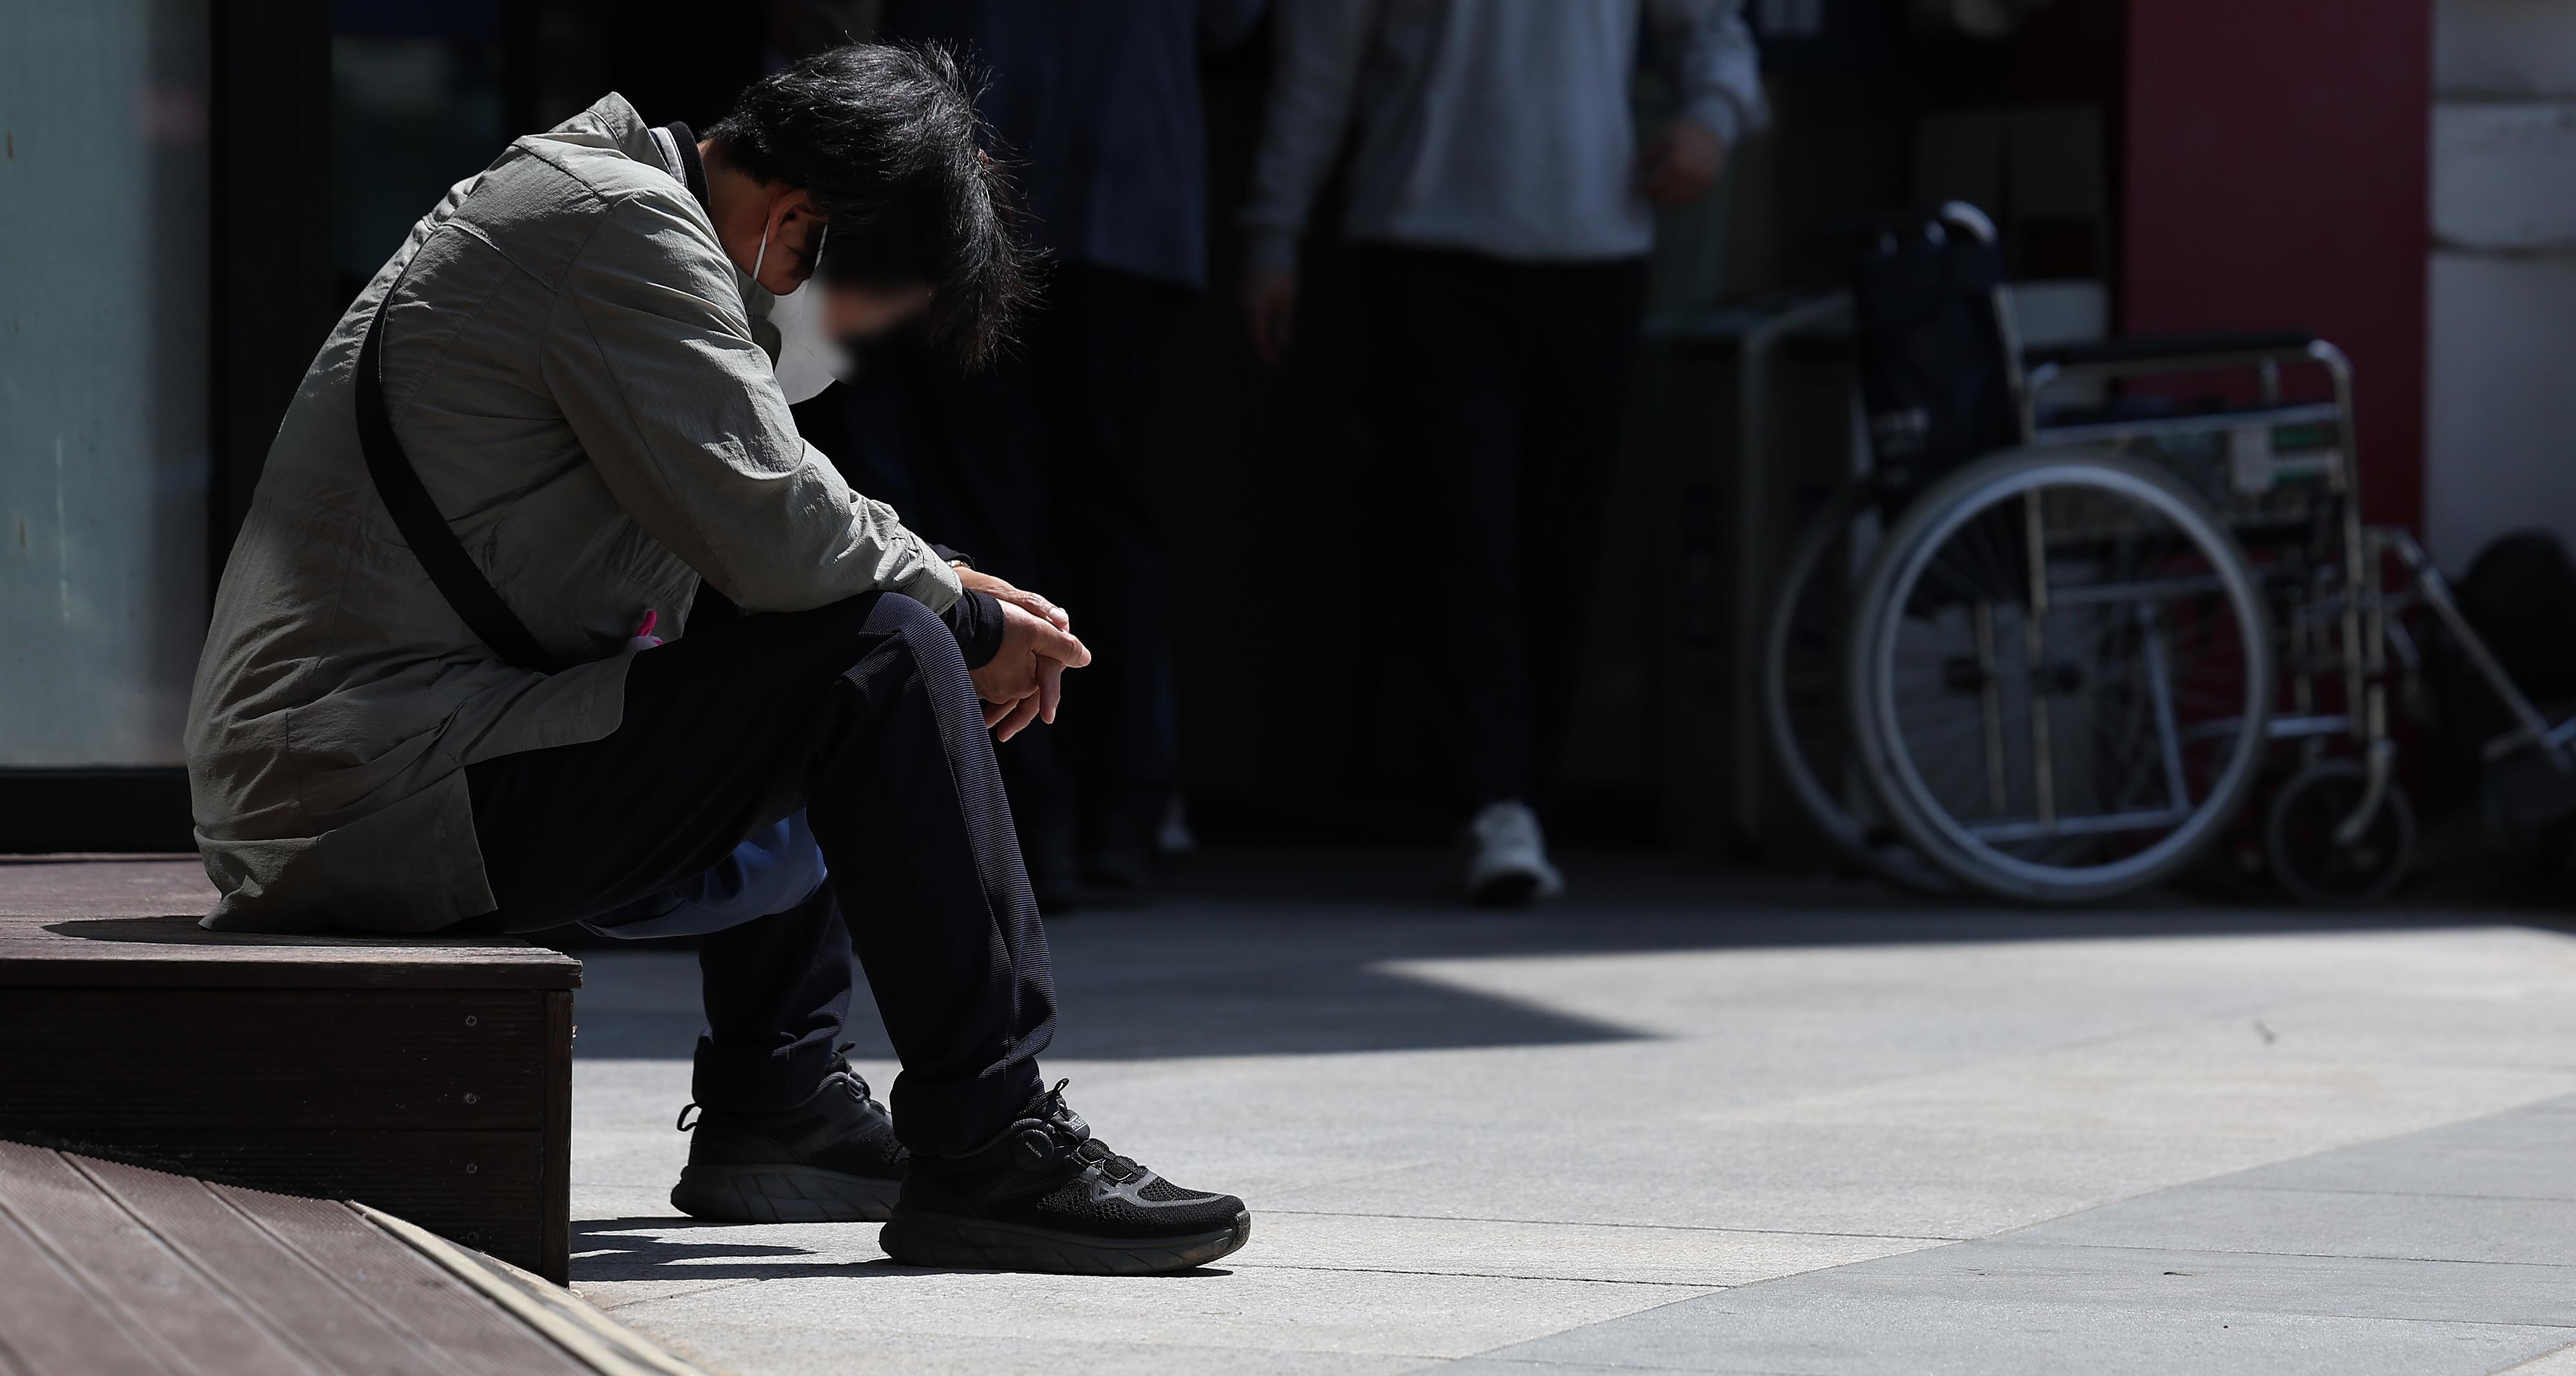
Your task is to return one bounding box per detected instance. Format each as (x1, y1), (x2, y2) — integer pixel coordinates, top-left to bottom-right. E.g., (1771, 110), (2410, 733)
(766, 274), (856, 404)
(757, 219), (854, 404)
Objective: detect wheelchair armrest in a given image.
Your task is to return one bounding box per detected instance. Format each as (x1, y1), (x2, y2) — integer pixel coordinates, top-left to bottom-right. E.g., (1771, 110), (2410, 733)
(2023, 330), (2318, 372)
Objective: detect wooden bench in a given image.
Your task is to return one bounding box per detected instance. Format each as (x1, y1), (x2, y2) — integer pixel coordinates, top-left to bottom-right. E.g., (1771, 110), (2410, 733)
(0, 859), (581, 1283)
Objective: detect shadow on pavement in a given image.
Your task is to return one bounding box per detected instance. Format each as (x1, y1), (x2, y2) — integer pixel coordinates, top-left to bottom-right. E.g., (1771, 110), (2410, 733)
(572, 1217), (1235, 1284)
(571, 845), (2561, 1064)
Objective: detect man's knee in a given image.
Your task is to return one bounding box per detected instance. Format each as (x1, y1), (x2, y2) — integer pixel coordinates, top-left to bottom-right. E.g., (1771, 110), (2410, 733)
(856, 589), (942, 636)
(799, 590), (952, 660)
(850, 592), (977, 705)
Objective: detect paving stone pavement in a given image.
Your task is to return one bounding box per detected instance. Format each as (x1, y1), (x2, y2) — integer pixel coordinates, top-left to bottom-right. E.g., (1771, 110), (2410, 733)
(562, 853), (2576, 1375)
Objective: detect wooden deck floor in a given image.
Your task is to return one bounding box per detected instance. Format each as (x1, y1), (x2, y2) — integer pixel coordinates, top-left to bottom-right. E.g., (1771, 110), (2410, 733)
(0, 1140), (701, 1375)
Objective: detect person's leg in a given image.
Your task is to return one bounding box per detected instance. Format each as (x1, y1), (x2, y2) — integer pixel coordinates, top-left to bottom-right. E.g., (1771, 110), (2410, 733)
(466, 592), (1050, 1156)
(797, 594), (1054, 1149)
(1519, 259), (1651, 788)
(574, 809), (845, 1113)
(674, 881), (914, 1223)
(1359, 248), (1537, 811)
(469, 593), (1244, 1270)
(799, 597), (1245, 1271)
(689, 876), (854, 1112)
(1039, 263), (1191, 885)
(573, 807), (901, 1222)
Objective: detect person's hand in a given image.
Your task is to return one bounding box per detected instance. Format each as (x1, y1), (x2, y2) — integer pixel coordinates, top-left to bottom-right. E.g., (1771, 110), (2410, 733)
(971, 600), (1090, 742)
(954, 563), (1069, 632)
(954, 563), (1077, 742)
(1242, 270), (1298, 365)
(1638, 118), (1729, 207)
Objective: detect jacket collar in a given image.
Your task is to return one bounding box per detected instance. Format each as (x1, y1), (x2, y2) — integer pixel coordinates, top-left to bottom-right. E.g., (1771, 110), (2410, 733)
(532, 91), (663, 170)
(654, 120), (712, 216)
(592, 92), (661, 165)
(561, 93), (768, 318)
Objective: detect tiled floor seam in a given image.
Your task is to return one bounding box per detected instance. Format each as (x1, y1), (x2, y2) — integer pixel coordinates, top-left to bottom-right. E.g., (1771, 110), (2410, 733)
(1453, 1364), (1826, 1375)
(1257, 1209), (1963, 1243)
(2496, 1338), (2576, 1373)
(1969, 1089), (2576, 1251)
(1988, 1241), (2576, 1268)
(2168, 1184), (2576, 1205)
(576, 1277), (762, 1312)
(1435, 1284), (1750, 1370)
(619, 1315), (1472, 1366)
(1226, 1262), (1726, 1287)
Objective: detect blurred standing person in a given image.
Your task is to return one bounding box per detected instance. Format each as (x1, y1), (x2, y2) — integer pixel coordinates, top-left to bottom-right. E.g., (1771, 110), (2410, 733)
(863, 0), (1267, 902)
(1240, 0), (1764, 905)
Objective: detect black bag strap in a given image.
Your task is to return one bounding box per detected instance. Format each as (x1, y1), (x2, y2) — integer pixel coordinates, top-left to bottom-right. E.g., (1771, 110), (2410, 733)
(355, 293), (562, 673)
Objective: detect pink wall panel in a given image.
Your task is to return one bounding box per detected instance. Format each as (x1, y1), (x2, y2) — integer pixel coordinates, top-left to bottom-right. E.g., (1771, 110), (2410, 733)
(2123, 0), (2433, 525)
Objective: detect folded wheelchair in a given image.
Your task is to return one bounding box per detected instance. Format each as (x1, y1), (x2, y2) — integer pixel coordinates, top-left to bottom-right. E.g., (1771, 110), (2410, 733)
(1762, 203), (2573, 905)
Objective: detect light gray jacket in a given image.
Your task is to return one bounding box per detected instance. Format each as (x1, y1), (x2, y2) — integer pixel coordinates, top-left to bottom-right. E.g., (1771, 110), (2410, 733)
(1241, 0), (1768, 270)
(185, 94), (960, 932)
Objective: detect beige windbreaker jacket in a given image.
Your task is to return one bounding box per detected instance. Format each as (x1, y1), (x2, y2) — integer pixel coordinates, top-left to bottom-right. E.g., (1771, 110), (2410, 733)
(184, 93), (961, 932)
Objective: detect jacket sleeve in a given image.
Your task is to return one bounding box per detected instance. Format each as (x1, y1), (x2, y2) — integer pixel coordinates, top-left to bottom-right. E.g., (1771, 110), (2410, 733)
(1646, 0), (1770, 146)
(540, 191), (962, 614)
(942, 590), (1007, 670)
(1237, 0), (1382, 275)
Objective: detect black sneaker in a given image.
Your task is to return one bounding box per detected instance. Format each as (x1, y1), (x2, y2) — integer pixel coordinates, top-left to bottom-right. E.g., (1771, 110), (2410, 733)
(668, 1047), (907, 1223)
(880, 1080), (1250, 1275)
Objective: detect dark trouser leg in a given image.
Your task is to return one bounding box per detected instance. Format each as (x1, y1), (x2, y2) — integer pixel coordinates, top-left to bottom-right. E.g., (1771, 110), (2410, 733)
(466, 592), (1053, 1156)
(1362, 248), (1537, 807)
(1039, 263), (1189, 858)
(1520, 259), (1649, 781)
(817, 596), (1054, 1145)
(691, 881), (853, 1113)
(849, 301), (1080, 893)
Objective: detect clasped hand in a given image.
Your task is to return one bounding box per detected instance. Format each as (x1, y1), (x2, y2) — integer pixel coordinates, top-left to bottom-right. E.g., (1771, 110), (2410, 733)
(956, 566), (1089, 742)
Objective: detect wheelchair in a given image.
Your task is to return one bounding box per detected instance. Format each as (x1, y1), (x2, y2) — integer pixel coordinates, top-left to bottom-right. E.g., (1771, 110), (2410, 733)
(1762, 203), (2575, 905)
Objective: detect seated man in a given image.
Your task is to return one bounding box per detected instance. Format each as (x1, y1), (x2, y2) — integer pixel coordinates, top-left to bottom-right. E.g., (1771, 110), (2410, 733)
(184, 44), (1247, 1275)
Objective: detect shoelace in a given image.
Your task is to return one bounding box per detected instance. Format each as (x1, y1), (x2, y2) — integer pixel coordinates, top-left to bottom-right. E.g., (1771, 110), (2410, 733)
(676, 1041), (880, 1133)
(1031, 1079), (1144, 1183)
(826, 1041), (879, 1105)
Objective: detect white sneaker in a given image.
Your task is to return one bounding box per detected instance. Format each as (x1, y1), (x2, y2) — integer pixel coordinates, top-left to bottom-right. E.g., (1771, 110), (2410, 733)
(1463, 801), (1566, 906)
(1156, 794), (1198, 858)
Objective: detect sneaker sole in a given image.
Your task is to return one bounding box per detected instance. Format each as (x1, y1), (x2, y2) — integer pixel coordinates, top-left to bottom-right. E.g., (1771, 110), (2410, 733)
(670, 1164), (904, 1223)
(879, 1207), (1252, 1276)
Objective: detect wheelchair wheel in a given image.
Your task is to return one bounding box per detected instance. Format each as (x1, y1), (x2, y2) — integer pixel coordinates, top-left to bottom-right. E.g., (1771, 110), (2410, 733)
(1846, 449), (2273, 903)
(2264, 760), (2415, 907)
(1761, 477), (1953, 894)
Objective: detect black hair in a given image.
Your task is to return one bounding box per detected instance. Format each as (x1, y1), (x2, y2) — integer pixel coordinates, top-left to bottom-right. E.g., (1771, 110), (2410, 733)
(706, 42), (1030, 366)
